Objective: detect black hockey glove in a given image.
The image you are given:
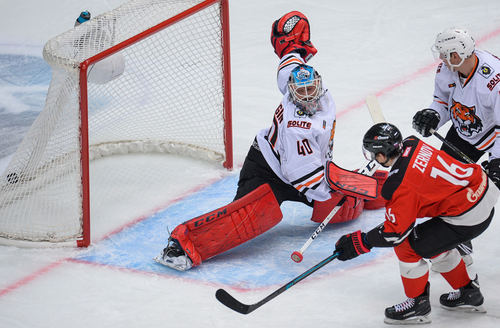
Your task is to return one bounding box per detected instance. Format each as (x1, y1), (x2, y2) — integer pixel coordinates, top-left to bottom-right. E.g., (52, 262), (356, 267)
(412, 109), (440, 137)
(334, 230), (372, 261)
(486, 158), (500, 189)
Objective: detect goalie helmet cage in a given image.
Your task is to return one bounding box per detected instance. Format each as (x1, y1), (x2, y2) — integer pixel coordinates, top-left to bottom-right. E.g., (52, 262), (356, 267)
(0, 0), (232, 248)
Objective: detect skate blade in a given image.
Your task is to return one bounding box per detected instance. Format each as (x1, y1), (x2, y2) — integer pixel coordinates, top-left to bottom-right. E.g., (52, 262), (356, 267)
(440, 304), (487, 314)
(384, 315), (431, 325)
(153, 255), (189, 271)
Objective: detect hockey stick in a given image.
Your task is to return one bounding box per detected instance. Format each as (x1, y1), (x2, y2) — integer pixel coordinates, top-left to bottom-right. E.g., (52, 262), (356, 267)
(290, 159), (379, 263)
(365, 94), (386, 123)
(429, 128), (475, 164)
(216, 252), (340, 314)
(290, 96), (385, 263)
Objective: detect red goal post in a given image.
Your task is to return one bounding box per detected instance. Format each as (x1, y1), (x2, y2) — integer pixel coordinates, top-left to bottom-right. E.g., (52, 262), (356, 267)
(0, 0), (232, 247)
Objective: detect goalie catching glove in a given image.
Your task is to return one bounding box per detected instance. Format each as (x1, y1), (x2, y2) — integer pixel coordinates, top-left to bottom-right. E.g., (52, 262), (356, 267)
(271, 11), (317, 62)
(335, 230), (372, 261)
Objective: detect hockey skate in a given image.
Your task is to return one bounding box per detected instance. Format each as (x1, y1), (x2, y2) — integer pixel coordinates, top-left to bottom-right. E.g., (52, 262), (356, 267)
(440, 275), (486, 313)
(384, 282), (431, 325)
(153, 238), (193, 271)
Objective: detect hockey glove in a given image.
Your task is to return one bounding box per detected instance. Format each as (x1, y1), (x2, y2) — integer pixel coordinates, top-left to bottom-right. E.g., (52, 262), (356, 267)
(486, 158), (500, 189)
(335, 230), (372, 261)
(412, 109), (440, 137)
(271, 11), (317, 62)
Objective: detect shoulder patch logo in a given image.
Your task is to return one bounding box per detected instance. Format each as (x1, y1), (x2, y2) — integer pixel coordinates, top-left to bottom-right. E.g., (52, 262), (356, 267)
(478, 63), (494, 78)
(451, 99), (483, 137)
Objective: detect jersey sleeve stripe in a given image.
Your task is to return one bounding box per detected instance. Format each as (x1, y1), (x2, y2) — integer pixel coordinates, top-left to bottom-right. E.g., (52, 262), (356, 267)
(278, 56), (303, 73)
(477, 132), (498, 150)
(290, 166), (324, 185)
(295, 173), (324, 192)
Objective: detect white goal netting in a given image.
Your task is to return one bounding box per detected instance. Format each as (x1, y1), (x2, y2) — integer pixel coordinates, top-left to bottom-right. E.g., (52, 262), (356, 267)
(0, 0), (231, 247)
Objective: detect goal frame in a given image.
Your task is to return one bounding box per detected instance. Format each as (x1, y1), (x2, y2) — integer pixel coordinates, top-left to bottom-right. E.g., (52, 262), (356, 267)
(77, 0), (232, 247)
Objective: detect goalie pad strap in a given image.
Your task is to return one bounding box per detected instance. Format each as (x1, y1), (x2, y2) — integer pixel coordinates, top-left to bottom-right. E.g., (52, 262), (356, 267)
(171, 184), (282, 267)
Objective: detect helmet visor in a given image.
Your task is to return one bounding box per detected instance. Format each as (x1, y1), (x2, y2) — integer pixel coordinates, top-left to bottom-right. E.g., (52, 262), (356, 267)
(362, 144), (376, 161)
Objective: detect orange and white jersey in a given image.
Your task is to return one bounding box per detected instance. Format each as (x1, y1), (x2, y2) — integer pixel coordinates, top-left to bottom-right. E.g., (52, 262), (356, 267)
(429, 50), (500, 159)
(256, 53), (337, 202)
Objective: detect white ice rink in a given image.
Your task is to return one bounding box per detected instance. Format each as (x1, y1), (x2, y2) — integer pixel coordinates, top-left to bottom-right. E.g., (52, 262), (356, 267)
(2, 0), (500, 327)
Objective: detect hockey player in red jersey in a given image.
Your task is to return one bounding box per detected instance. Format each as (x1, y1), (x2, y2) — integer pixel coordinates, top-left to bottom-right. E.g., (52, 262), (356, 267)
(334, 123), (499, 325)
(153, 11), (384, 271)
(413, 27), (500, 264)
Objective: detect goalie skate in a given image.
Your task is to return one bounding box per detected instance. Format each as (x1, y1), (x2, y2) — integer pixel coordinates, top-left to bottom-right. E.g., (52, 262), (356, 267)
(153, 240), (193, 271)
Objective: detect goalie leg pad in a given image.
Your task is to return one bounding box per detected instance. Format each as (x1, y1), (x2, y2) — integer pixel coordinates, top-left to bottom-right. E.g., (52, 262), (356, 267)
(311, 192), (364, 224)
(364, 170), (389, 210)
(172, 184), (282, 267)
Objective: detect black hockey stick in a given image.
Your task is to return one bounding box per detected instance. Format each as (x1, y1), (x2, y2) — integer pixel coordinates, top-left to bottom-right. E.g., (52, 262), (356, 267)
(215, 252), (340, 314)
(430, 128), (475, 164)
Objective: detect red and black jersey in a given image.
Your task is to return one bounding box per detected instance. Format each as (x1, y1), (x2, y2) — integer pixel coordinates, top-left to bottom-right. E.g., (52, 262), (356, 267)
(367, 136), (494, 248)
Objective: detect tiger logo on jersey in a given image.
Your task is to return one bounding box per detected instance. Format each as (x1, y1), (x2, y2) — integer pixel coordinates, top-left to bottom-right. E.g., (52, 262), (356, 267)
(451, 99), (483, 137)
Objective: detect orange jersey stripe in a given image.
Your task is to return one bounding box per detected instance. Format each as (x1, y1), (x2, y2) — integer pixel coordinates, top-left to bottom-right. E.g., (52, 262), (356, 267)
(278, 57), (303, 72)
(296, 173), (324, 191)
(478, 132), (499, 150)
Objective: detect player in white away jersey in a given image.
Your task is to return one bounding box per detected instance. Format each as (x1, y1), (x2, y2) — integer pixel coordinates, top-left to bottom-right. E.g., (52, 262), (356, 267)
(412, 27), (500, 265)
(153, 11), (384, 271)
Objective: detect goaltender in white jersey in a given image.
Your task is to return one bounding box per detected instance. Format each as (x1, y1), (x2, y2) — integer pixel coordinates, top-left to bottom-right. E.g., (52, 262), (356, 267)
(254, 53), (336, 202)
(153, 11), (383, 271)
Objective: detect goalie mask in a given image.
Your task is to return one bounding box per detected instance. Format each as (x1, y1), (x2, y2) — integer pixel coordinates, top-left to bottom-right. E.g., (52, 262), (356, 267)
(432, 27), (475, 70)
(362, 123), (403, 165)
(288, 65), (324, 116)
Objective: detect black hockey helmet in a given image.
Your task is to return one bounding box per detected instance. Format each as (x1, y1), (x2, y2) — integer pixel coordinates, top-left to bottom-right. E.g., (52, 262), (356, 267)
(362, 123), (403, 163)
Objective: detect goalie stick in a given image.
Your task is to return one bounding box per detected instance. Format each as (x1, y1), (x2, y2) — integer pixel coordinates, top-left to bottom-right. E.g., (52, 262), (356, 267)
(216, 252), (340, 314)
(291, 96), (385, 263)
(290, 159), (379, 263)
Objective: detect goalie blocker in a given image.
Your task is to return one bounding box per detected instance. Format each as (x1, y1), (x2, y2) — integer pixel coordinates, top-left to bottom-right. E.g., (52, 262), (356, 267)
(311, 162), (388, 223)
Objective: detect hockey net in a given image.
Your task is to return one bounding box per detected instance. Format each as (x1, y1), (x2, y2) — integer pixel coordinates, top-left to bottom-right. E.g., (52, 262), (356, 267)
(0, 0), (232, 247)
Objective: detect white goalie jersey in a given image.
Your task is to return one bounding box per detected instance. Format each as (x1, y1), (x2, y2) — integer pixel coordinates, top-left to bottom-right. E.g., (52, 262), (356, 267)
(429, 50), (500, 159)
(256, 53), (336, 202)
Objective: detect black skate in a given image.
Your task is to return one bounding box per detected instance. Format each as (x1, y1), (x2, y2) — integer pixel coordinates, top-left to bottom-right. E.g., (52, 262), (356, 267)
(440, 275), (486, 313)
(153, 238), (192, 271)
(384, 282), (431, 325)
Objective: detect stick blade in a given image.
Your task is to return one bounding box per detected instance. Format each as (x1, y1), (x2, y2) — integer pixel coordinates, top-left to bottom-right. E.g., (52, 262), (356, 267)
(216, 289), (253, 314)
(365, 95), (386, 124)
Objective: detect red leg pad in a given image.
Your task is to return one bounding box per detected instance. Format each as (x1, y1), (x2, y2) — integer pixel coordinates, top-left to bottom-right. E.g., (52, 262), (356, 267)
(171, 184), (282, 267)
(364, 170), (389, 210)
(311, 192), (364, 224)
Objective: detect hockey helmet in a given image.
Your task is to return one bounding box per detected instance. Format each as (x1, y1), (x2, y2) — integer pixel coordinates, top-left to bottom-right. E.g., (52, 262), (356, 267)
(287, 64), (324, 116)
(432, 27), (475, 69)
(362, 123), (403, 165)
